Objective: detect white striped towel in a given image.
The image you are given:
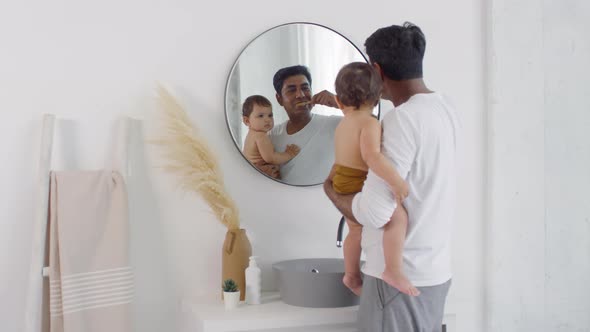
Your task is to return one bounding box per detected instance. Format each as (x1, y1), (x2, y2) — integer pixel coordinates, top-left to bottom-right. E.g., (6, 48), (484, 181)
(48, 171), (133, 332)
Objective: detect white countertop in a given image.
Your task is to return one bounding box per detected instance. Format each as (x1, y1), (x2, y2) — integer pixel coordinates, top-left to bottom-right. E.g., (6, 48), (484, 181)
(181, 292), (456, 332)
(181, 292), (358, 332)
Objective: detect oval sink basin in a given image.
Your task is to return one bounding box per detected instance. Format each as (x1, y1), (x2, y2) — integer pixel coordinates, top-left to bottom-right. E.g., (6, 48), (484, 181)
(272, 258), (359, 308)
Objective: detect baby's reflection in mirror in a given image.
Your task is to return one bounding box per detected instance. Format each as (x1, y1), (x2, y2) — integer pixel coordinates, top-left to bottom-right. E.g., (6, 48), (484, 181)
(240, 95), (300, 179)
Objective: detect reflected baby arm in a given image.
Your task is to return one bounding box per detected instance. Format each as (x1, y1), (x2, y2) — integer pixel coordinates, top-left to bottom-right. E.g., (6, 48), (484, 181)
(256, 134), (300, 165)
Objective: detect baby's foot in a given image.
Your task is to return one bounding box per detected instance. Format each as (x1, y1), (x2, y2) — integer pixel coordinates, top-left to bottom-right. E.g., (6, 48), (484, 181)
(342, 273), (363, 296)
(382, 268), (420, 296)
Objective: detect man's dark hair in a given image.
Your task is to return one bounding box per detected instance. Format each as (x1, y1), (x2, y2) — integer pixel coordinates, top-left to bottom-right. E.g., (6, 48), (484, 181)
(364, 22), (426, 81)
(335, 62), (382, 109)
(242, 95), (272, 117)
(272, 65), (312, 94)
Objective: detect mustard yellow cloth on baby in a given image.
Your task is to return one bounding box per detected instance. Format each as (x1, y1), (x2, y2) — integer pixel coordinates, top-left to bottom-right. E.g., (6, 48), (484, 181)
(332, 164), (368, 194)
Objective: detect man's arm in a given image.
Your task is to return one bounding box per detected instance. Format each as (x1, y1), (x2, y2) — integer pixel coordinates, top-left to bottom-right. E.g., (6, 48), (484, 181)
(312, 90), (338, 108)
(323, 179), (359, 224)
(255, 163), (280, 178)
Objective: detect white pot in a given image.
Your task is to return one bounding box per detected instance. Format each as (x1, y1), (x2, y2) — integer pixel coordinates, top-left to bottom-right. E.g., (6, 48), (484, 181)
(223, 291), (240, 309)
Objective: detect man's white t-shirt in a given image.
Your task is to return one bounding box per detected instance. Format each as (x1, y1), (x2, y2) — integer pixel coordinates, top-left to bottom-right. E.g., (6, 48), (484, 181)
(270, 114), (341, 185)
(352, 93), (461, 287)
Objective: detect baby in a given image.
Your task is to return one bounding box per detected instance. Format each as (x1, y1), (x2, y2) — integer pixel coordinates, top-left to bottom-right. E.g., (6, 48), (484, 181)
(241, 95), (300, 178)
(330, 62), (419, 296)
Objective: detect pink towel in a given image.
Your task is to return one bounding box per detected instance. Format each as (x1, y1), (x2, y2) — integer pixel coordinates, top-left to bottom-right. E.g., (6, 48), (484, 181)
(48, 171), (133, 332)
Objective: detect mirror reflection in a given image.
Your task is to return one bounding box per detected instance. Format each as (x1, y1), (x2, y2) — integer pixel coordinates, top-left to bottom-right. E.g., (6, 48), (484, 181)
(225, 22), (378, 186)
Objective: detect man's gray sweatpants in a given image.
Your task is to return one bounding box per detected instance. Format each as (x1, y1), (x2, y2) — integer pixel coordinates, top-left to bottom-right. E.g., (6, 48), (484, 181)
(358, 275), (451, 332)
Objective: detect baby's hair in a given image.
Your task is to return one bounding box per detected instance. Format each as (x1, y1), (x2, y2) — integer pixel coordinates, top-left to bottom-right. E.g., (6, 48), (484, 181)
(242, 95), (272, 117)
(334, 62), (382, 109)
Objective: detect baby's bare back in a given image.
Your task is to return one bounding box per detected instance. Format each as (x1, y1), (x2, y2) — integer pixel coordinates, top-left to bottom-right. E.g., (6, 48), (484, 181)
(334, 113), (378, 171)
(242, 130), (266, 165)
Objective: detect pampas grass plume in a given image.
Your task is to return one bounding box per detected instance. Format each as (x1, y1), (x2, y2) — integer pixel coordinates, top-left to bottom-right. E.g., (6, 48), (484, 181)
(151, 85), (240, 230)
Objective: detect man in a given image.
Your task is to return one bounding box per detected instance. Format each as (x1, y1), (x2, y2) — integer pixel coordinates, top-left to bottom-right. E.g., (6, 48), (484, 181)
(269, 65), (341, 185)
(323, 23), (461, 332)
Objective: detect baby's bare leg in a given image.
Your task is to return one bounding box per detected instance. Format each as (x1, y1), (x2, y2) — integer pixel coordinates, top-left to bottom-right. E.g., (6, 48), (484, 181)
(343, 219), (363, 296)
(382, 205), (420, 296)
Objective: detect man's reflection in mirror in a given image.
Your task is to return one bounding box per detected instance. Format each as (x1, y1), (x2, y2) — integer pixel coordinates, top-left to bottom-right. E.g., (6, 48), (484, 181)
(241, 95), (301, 179)
(269, 65), (341, 185)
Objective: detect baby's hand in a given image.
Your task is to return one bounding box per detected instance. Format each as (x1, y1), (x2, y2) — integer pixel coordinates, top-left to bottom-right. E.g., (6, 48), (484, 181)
(285, 144), (301, 157)
(392, 178), (409, 201)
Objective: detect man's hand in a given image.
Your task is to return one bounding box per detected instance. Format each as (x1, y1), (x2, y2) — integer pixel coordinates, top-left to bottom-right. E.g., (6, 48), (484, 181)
(323, 178), (359, 224)
(256, 163), (280, 179)
(312, 90), (338, 108)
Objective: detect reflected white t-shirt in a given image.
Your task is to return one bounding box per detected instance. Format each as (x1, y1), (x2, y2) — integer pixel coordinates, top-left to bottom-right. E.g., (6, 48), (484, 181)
(270, 114), (341, 185)
(352, 93), (461, 286)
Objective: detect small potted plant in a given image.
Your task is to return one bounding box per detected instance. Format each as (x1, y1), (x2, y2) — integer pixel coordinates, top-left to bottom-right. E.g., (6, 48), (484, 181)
(222, 279), (240, 309)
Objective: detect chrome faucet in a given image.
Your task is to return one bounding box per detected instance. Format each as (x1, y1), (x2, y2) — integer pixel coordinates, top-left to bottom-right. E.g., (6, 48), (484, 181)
(336, 216), (345, 247)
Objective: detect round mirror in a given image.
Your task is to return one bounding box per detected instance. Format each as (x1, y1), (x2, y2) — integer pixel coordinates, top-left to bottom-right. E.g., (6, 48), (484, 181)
(225, 22), (379, 186)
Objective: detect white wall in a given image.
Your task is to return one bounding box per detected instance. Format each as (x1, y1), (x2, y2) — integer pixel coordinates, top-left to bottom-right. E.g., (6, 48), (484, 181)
(487, 0), (590, 331)
(486, 0), (546, 331)
(543, 2), (590, 330)
(0, 1), (484, 331)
